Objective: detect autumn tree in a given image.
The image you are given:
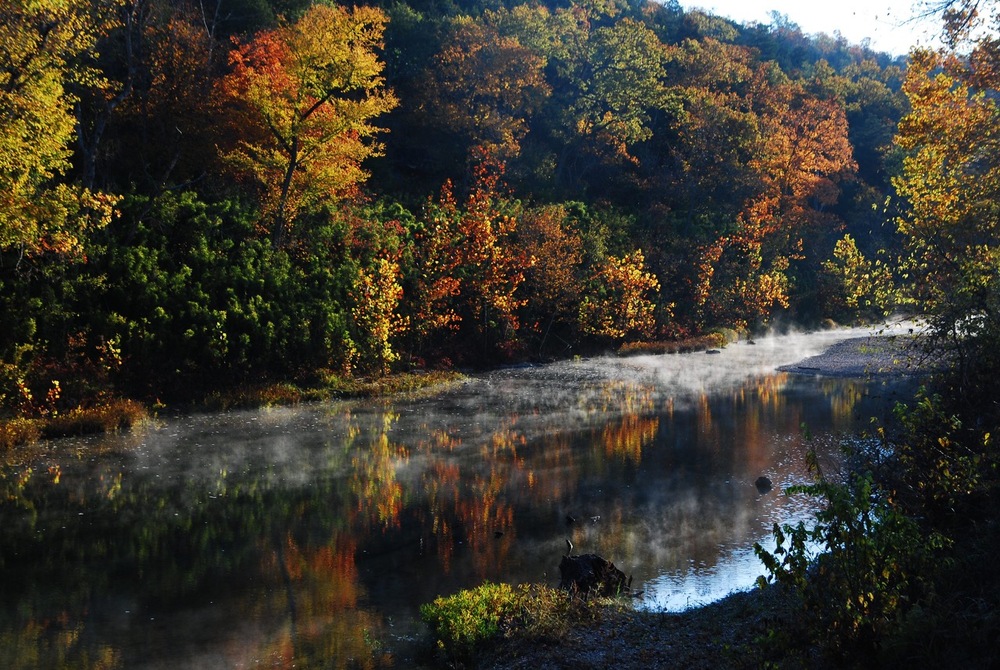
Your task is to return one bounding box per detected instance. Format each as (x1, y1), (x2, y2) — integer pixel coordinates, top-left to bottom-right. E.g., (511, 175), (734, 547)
(894, 47), (1000, 382)
(579, 249), (663, 341)
(0, 0), (117, 260)
(217, 4), (397, 248)
(418, 17), (550, 161)
(692, 74), (856, 328)
(350, 255), (408, 376)
(409, 159), (534, 360)
(516, 204), (585, 353)
(819, 234), (894, 321)
(116, 5), (220, 189)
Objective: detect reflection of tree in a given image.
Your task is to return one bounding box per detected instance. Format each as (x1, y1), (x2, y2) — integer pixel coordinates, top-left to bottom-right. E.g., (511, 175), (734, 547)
(349, 410), (407, 530)
(0, 622), (119, 670)
(601, 414), (659, 463)
(463, 469), (515, 578)
(0, 369), (879, 667)
(249, 533), (392, 670)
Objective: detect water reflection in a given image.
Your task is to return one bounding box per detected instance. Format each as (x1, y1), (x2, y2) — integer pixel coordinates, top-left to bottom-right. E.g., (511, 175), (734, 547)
(0, 327), (912, 668)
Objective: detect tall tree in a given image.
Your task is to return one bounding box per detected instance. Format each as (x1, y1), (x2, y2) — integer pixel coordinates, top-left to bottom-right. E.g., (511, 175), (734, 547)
(894, 48), (1000, 381)
(0, 0), (117, 260)
(216, 4), (397, 248)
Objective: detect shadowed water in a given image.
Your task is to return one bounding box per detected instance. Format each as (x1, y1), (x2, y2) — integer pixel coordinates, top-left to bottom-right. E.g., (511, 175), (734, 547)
(0, 326), (914, 668)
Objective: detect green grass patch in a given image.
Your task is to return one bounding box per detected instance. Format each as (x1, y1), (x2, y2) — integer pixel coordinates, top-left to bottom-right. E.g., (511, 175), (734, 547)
(421, 582), (601, 666)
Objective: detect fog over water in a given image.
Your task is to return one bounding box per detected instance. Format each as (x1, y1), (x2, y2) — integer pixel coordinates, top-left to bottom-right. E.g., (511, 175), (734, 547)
(0, 324), (916, 668)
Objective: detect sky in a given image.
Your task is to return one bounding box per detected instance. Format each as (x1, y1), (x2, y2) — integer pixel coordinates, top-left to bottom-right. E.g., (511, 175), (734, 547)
(676, 0), (945, 56)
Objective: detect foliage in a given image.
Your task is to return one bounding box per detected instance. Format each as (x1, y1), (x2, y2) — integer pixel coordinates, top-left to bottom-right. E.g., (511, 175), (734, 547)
(0, 0), (919, 414)
(216, 4), (397, 248)
(420, 582), (589, 665)
(579, 250), (663, 341)
(418, 16), (549, 160)
(407, 159), (535, 361)
(889, 388), (992, 519)
(820, 233), (896, 322)
(351, 255), (408, 375)
(89, 191), (358, 393)
(894, 48), (1000, 390)
(0, 0), (118, 258)
(755, 458), (937, 656)
(421, 581), (522, 662)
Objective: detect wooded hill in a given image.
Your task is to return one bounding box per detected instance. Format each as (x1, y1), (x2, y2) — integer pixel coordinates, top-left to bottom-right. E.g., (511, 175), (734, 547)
(1, 0), (909, 407)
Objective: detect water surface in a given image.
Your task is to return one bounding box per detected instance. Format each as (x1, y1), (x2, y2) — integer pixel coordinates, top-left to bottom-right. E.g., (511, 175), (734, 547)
(0, 327), (910, 668)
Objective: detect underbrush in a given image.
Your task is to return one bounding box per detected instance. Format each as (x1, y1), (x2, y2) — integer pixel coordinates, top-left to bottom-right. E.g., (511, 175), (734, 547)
(618, 331), (729, 356)
(1, 399), (149, 450)
(753, 382), (1000, 667)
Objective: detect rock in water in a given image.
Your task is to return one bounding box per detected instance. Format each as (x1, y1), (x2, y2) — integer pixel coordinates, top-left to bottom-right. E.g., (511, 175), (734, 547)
(755, 476), (773, 493)
(559, 553), (630, 596)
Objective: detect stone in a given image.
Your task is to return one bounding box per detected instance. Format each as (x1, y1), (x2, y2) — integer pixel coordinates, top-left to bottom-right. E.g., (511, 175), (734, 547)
(559, 553), (631, 597)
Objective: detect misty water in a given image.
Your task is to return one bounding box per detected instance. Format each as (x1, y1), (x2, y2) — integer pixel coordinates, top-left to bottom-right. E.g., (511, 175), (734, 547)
(0, 326), (916, 669)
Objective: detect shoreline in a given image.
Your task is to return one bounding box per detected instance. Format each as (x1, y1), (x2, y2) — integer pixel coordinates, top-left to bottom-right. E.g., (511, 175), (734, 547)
(777, 332), (935, 378)
(454, 332), (933, 669)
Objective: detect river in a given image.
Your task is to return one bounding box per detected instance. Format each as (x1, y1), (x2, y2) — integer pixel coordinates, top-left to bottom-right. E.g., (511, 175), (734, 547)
(0, 326), (915, 669)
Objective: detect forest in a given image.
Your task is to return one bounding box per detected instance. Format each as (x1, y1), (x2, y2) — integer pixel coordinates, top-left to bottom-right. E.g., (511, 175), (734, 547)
(1, 0), (914, 421)
(4, 0), (1000, 664)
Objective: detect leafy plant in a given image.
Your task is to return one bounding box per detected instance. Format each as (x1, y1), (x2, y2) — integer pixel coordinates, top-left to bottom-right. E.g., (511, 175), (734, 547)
(421, 582), (589, 665)
(421, 582), (524, 664)
(755, 454), (939, 656)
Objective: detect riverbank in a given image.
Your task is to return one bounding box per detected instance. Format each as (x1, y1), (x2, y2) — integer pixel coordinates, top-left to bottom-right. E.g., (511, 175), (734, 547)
(0, 369), (465, 452)
(471, 583), (815, 670)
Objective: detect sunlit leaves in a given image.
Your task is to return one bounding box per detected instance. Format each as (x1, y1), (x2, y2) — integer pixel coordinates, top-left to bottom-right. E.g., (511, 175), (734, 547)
(0, 0), (117, 258)
(410, 160), (534, 358)
(820, 234), (895, 319)
(351, 256), (408, 376)
(579, 249), (662, 340)
(894, 49), (1000, 330)
(217, 4), (397, 247)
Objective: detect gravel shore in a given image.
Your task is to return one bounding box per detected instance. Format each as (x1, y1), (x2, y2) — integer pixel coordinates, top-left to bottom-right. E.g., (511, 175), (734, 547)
(777, 333), (935, 378)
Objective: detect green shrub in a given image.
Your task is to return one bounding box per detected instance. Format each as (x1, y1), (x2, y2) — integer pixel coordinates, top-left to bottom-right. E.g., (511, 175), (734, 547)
(421, 582), (588, 665)
(891, 388), (988, 518)
(755, 457), (941, 656)
(421, 582), (522, 663)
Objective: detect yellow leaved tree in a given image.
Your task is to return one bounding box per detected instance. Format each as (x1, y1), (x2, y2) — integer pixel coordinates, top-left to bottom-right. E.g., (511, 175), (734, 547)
(0, 0), (117, 260)
(216, 4), (398, 248)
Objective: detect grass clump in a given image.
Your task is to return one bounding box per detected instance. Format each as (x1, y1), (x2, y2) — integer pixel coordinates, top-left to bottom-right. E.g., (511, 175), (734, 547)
(1, 399), (148, 449)
(0, 418), (42, 451)
(40, 400), (149, 439)
(421, 582), (596, 667)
